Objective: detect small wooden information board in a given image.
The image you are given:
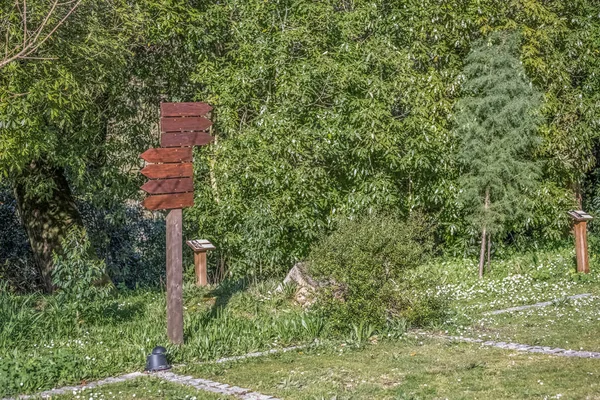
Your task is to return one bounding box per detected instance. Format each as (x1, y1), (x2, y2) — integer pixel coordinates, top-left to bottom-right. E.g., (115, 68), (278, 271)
(186, 239), (216, 287)
(140, 102), (214, 344)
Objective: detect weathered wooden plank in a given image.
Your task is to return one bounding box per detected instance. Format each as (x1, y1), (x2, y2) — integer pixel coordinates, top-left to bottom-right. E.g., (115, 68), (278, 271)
(166, 208), (184, 344)
(142, 192), (194, 211)
(575, 221), (590, 273)
(140, 148), (192, 163)
(161, 102), (212, 117)
(140, 178), (193, 194)
(194, 251), (207, 287)
(161, 116), (212, 133)
(161, 131), (214, 148)
(141, 163), (193, 179)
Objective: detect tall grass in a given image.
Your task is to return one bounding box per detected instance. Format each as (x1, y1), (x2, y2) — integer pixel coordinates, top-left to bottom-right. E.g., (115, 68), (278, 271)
(0, 280), (324, 397)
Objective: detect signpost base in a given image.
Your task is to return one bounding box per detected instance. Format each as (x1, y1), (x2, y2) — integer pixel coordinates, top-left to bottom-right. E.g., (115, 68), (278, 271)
(166, 209), (184, 344)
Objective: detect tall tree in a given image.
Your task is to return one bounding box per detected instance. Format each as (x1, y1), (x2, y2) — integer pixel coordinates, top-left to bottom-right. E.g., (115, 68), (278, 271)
(0, 0), (139, 291)
(455, 32), (542, 277)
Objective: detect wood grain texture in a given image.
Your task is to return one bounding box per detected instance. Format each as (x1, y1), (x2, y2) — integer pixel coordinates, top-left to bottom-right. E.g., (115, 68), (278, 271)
(574, 221), (590, 273)
(166, 209), (184, 344)
(194, 251), (207, 287)
(140, 178), (193, 195)
(142, 192), (194, 211)
(140, 148), (192, 163)
(161, 131), (214, 148)
(161, 116), (212, 133)
(141, 163), (193, 179)
(161, 102), (212, 117)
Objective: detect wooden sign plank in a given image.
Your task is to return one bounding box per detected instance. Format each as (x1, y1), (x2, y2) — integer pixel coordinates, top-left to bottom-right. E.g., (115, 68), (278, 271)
(161, 131), (214, 148)
(161, 117), (212, 133)
(161, 102), (212, 117)
(141, 163), (193, 179)
(140, 148), (193, 164)
(141, 178), (193, 194)
(143, 192), (194, 211)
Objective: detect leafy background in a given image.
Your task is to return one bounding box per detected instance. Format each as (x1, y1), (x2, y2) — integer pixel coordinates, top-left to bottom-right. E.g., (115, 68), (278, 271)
(1, 0), (600, 286)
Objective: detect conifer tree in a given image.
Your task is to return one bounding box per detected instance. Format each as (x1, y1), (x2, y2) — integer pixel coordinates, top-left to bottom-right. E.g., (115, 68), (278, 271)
(455, 32), (542, 278)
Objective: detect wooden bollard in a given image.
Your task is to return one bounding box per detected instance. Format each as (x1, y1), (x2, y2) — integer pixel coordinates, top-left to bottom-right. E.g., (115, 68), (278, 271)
(186, 239), (216, 286)
(567, 210), (593, 274)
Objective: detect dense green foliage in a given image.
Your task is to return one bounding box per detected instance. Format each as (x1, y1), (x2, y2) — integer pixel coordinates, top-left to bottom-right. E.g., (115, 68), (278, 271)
(308, 213), (440, 331)
(2, 0), (600, 285)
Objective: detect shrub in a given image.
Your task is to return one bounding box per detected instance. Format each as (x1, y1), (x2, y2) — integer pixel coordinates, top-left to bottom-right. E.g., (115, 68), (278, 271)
(308, 212), (442, 333)
(51, 227), (112, 308)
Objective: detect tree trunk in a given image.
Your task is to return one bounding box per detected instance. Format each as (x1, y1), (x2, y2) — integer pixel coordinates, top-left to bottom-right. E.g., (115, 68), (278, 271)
(487, 232), (491, 273)
(13, 161), (85, 293)
(478, 187), (491, 279)
(478, 228), (486, 279)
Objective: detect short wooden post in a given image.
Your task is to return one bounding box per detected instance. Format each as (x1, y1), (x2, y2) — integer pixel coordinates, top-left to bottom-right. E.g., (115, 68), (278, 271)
(194, 251), (207, 286)
(186, 239), (215, 287)
(574, 220), (590, 273)
(568, 210), (593, 274)
(166, 209), (184, 344)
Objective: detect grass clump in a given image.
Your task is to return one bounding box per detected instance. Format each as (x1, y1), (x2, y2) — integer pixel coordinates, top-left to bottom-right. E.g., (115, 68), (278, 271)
(308, 212), (446, 333)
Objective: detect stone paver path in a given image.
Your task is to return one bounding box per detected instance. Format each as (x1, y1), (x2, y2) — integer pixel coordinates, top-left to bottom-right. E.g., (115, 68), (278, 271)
(3, 371), (280, 400)
(483, 293), (592, 315)
(413, 331), (600, 359)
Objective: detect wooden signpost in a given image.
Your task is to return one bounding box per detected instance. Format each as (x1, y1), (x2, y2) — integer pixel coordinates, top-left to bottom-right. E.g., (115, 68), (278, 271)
(568, 210), (593, 274)
(140, 102), (214, 344)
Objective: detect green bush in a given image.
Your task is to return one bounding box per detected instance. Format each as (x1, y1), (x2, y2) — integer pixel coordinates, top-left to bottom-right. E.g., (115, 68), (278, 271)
(308, 212), (443, 333)
(51, 227), (112, 308)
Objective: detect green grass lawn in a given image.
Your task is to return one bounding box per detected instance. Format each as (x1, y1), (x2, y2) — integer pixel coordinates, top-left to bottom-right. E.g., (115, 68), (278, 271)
(4, 246), (600, 399)
(36, 377), (235, 400)
(178, 338), (600, 399)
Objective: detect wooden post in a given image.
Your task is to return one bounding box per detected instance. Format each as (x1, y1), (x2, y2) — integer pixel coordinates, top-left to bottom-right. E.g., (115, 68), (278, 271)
(186, 239), (215, 287)
(574, 220), (590, 274)
(194, 251), (207, 286)
(568, 210), (593, 274)
(166, 209), (184, 344)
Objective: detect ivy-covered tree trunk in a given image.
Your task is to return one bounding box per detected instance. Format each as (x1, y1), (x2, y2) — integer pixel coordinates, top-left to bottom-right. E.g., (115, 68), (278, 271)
(13, 161), (85, 293)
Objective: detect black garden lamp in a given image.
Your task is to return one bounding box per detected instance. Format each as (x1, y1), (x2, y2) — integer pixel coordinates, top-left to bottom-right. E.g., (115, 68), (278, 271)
(145, 346), (171, 372)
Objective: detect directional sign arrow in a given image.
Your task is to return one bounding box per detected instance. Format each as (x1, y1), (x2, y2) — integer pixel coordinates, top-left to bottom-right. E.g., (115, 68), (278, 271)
(143, 192), (194, 211)
(140, 148), (193, 163)
(141, 163), (193, 179)
(140, 178), (193, 194)
(161, 116), (213, 133)
(161, 132), (214, 148)
(160, 102), (212, 117)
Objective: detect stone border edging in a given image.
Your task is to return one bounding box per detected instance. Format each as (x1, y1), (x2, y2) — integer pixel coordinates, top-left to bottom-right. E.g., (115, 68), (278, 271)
(3, 372), (145, 400)
(483, 293), (592, 315)
(3, 371), (280, 400)
(450, 335), (600, 358)
(155, 371), (279, 400)
(413, 331), (600, 359)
